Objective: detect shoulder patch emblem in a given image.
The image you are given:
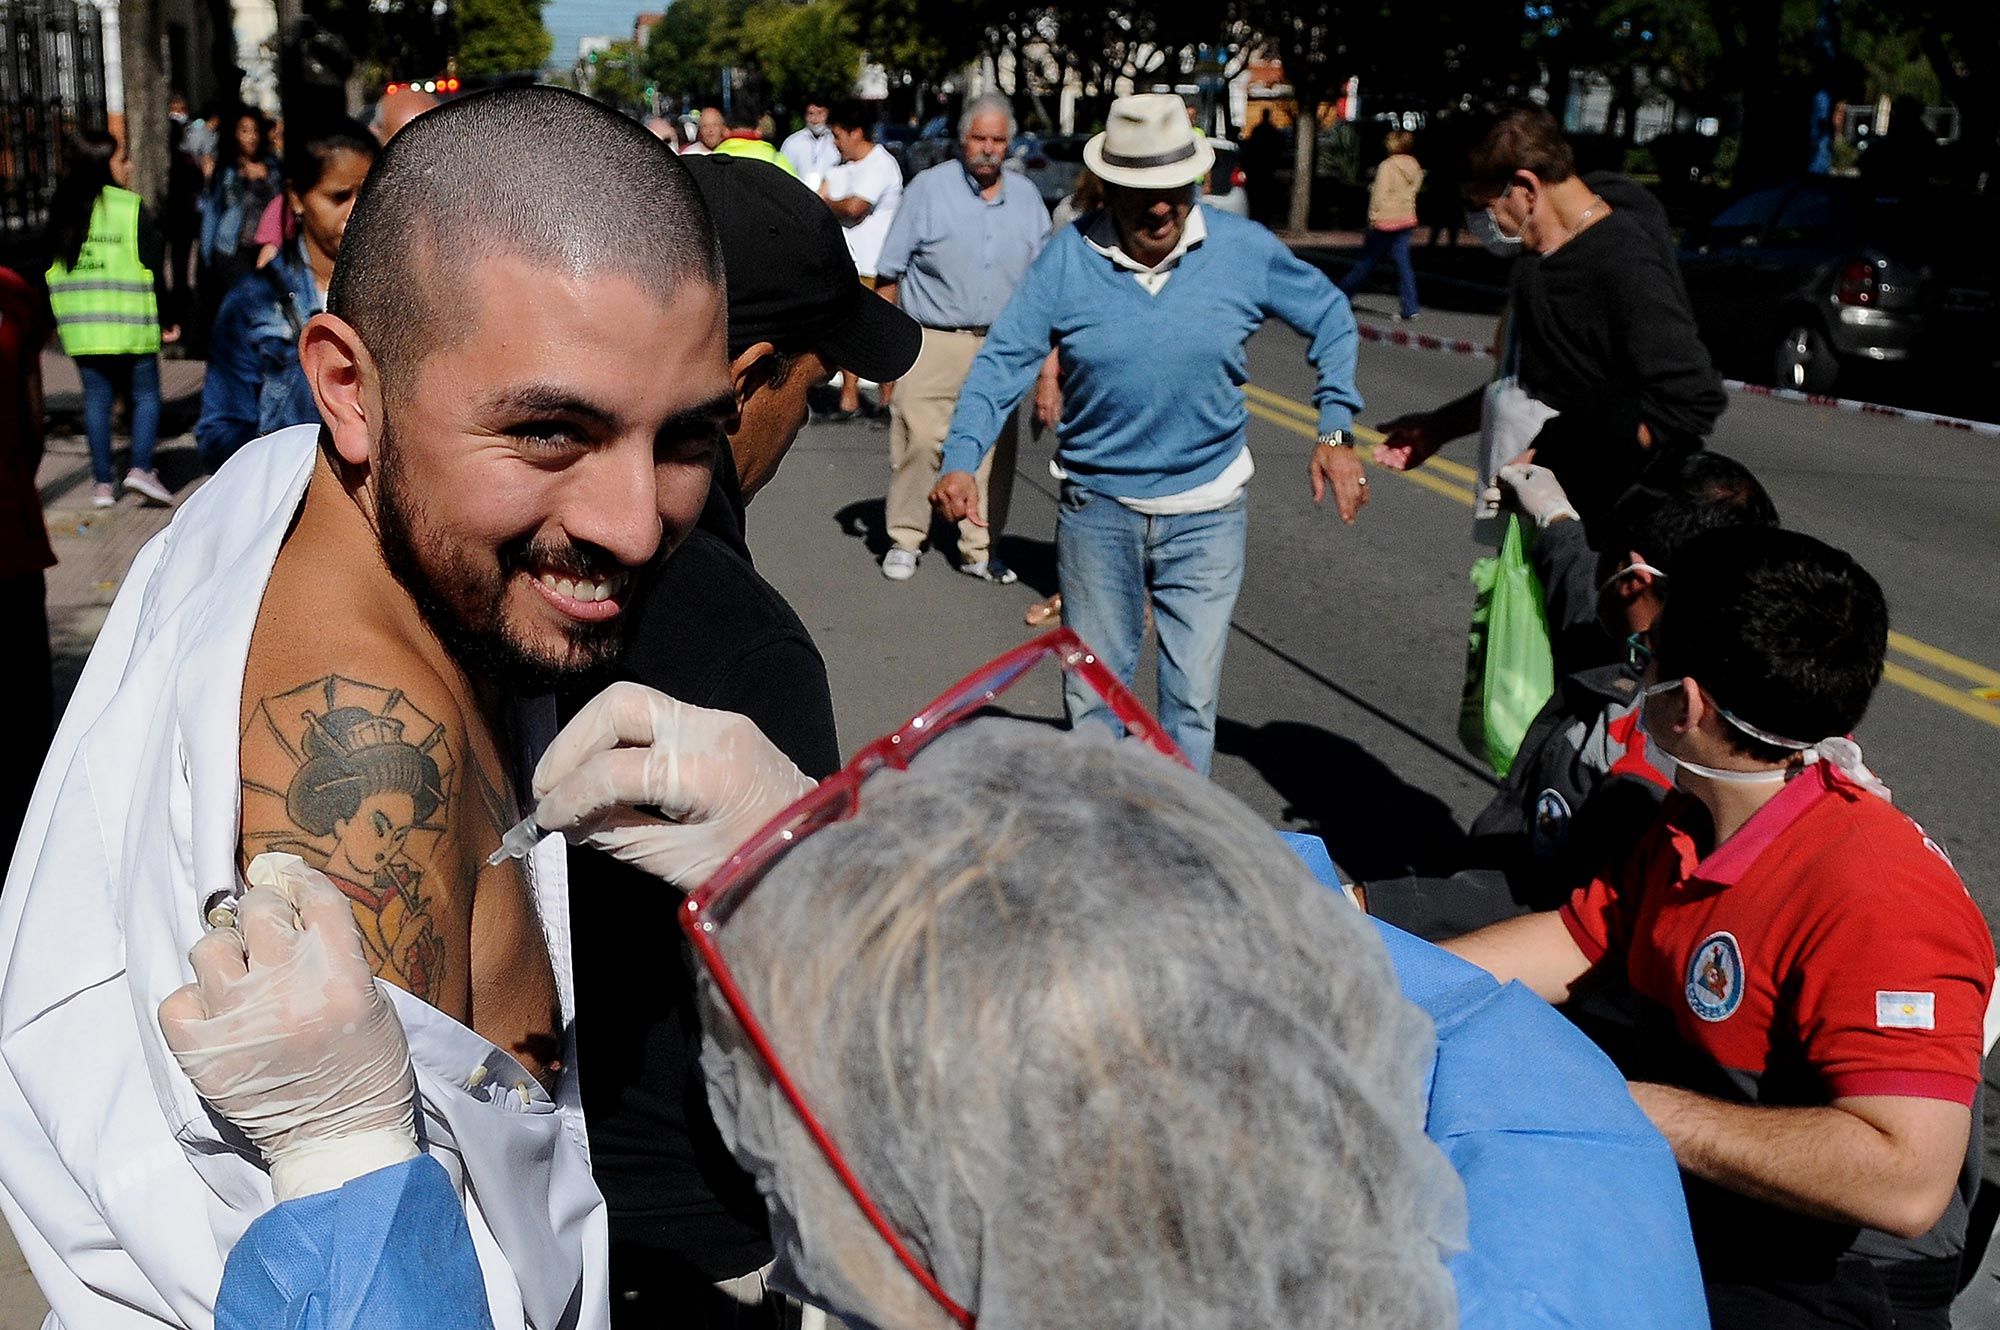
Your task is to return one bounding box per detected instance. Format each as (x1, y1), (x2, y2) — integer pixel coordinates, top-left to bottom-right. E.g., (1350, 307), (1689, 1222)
(1531, 788), (1572, 857)
(1876, 992), (1936, 1030)
(1685, 931), (1744, 1023)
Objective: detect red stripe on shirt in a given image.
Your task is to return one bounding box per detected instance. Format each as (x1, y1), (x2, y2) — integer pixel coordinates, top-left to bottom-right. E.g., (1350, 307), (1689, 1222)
(1559, 901), (1609, 965)
(1826, 1070), (1980, 1106)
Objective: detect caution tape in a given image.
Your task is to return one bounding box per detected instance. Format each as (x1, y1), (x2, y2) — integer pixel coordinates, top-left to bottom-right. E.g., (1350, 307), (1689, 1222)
(1351, 320), (2000, 439)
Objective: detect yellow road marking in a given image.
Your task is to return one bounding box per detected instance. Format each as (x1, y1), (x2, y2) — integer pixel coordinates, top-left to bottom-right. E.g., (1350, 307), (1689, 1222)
(1241, 383), (1482, 491)
(1886, 632), (2000, 689)
(1245, 381), (2000, 733)
(1883, 665), (2000, 729)
(1246, 402), (1474, 507)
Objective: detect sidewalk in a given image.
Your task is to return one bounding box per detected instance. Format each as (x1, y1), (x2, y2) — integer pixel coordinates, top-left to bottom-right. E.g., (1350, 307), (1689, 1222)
(36, 351), (209, 707)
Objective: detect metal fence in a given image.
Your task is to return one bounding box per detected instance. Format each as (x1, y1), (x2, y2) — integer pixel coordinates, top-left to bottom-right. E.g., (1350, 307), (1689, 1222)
(1, 0), (108, 245)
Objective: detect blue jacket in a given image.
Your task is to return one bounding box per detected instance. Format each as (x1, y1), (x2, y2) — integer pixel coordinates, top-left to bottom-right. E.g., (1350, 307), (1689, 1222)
(939, 207), (1360, 499)
(195, 245), (321, 469)
(216, 834), (1708, 1329)
(198, 160), (282, 267)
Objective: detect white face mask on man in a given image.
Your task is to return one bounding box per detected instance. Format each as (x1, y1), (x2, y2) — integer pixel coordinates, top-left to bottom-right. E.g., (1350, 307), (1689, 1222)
(1636, 678), (1892, 799)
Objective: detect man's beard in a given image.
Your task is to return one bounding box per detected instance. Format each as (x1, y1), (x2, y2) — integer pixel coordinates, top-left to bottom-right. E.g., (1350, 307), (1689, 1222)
(374, 416), (635, 695)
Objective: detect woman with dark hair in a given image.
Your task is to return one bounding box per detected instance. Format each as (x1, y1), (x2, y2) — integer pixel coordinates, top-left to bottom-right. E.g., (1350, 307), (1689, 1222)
(45, 129), (177, 507)
(196, 117), (377, 469)
(197, 107), (280, 343)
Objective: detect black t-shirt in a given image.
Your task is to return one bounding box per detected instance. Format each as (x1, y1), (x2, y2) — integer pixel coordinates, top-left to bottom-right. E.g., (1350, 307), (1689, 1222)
(563, 471), (840, 1284)
(1511, 174), (1725, 524)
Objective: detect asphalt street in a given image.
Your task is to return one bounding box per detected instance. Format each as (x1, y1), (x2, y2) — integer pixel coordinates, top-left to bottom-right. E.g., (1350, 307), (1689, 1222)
(755, 310), (2000, 1318)
(751, 306), (2000, 930)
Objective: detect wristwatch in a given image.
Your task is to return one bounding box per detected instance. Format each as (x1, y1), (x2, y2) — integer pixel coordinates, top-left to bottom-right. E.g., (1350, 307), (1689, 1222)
(1316, 430), (1353, 449)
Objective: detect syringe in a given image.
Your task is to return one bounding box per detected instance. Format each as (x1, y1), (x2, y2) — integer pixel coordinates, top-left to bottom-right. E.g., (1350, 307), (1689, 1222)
(486, 813), (545, 867)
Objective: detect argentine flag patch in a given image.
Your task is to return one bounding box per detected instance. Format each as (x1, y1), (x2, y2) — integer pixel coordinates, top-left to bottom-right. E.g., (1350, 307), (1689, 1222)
(1876, 991), (1936, 1030)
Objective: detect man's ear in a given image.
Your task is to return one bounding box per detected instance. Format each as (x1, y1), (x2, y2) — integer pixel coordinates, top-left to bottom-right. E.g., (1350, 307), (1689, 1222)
(1623, 549), (1661, 596)
(300, 312), (379, 468)
(729, 341), (779, 408)
(1676, 675), (1716, 737)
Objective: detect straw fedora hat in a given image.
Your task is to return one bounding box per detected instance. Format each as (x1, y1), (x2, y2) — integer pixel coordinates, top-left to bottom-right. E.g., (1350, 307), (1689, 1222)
(1084, 93), (1215, 190)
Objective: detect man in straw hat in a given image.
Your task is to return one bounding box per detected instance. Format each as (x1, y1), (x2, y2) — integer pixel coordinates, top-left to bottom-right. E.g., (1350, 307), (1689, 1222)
(932, 92), (1369, 773)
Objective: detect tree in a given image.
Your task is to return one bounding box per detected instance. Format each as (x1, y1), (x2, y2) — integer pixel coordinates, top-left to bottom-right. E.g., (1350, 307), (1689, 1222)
(739, 0), (861, 107)
(119, 0), (171, 203)
(645, 0), (741, 104)
(844, 0), (989, 89)
(306, 0), (449, 83)
(456, 0), (552, 76)
(585, 39), (650, 109)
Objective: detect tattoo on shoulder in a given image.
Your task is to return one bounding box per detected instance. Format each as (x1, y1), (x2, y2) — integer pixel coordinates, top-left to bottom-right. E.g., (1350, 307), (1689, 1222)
(240, 674), (455, 1001)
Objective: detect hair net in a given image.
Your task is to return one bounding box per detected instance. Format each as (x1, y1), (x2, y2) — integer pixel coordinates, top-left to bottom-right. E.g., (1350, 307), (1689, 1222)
(699, 719), (1466, 1329)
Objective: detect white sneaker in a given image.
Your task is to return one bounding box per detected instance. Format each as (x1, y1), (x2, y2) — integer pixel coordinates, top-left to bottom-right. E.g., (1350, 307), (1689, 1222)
(122, 469), (175, 506)
(881, 548), (918, 581)
(90, 482), (116, 508)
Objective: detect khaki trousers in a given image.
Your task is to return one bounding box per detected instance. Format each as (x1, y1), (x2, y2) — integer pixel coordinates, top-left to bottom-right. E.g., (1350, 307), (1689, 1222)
(886, 328), (1017, 563)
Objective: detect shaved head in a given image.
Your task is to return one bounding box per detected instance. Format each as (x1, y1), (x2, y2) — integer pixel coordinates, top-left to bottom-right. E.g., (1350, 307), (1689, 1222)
(330, 85), (723, 400)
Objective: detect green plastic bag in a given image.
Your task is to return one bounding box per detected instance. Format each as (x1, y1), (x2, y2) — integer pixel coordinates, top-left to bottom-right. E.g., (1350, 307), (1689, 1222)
(1458, 514), (1556, 778)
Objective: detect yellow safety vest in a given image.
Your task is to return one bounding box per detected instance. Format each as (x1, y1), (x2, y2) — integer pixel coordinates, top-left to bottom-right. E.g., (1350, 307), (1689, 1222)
(46, 186), (161, 357)
(712, 137), (799, 176)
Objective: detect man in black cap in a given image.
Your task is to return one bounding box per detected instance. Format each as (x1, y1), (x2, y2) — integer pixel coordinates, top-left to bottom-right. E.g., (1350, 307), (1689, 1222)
(560, 154), (921, 1329)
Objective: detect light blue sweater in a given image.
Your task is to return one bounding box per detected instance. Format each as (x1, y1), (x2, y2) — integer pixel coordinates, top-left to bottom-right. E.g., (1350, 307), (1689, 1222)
(940, 207), (1362, 500)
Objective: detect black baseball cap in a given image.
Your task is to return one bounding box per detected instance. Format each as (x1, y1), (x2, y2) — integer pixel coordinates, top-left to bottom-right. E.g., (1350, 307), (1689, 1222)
(682, 154), (921, 383)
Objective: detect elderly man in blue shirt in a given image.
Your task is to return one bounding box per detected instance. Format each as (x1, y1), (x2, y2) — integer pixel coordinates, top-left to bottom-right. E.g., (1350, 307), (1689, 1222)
(873, 94), (1052, 585)
(933, 93), (1370, 774)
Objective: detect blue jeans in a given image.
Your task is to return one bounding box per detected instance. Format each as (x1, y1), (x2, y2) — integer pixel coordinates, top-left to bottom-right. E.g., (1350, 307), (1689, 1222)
(1338, 226), (1419, 318)
(1055, 481), (1246, 774)
(76, 354), (160, 483)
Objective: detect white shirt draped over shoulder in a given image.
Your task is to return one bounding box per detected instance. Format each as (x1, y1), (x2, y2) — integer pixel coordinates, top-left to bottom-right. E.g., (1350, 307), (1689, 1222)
(0, 425), (607, 1329)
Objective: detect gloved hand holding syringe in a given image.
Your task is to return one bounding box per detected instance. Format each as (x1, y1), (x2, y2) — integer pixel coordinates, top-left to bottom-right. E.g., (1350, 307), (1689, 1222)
(489, 683), (818, 890)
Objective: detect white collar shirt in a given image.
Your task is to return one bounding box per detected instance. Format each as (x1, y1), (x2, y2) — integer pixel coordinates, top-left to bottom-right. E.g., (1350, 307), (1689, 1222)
(1082, 204), (1209, 294)
(0, 426), (607, 1329)
(779, 124), (840, 180)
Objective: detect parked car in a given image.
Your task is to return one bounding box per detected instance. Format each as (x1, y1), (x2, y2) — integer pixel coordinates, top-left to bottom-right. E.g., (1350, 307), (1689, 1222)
(1013, 133), (1090, 209)
(1678, 176), (1998, 393)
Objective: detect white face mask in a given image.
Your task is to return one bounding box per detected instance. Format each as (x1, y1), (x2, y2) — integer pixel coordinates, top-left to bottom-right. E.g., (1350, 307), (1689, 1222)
(1636, 678), (1893, 800)
(1597, 559), (1667, 599)
(1466, 205), (1523, 257)
(1638, 679), (1792, 787)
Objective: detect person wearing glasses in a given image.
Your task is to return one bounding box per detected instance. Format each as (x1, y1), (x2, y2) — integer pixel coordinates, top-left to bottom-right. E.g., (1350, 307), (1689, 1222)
(1447, 527), (1994, 1330)
(181, 645), (1707, 1329)
(1362, 451), (1777, 939)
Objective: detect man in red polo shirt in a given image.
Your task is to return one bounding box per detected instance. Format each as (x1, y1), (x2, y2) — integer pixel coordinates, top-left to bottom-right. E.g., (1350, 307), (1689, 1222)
(1448, 525), (1993, 1329)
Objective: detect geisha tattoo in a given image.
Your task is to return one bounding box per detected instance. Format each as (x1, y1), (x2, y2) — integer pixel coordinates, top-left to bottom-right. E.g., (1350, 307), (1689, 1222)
(240, 676), (455, 1000)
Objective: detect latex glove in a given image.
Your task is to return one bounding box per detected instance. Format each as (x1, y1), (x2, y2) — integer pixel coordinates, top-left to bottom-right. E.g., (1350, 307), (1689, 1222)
(531, 682), (818, 889)
(930, 470), (979, 522)
(158, 853), (418, 1201)
(1497, 461), (1579, 529)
